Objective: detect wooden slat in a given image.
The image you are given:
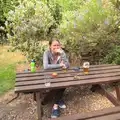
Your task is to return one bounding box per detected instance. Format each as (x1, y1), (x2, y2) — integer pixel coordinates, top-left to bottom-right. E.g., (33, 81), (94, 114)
(15, 76), (120, 92)
(15, 64), (120, 93)
(115, 86), (120, 101)
(50, 106), (120, 120)
(16, 64), (116, 74)
(16, 73), (72, 81)
(89, 64), (116, 68)
(16, 68), (120, 82)
(15, 72), (120, 87)
(16, 65), (120, 78)
(85, 113), (120, 120)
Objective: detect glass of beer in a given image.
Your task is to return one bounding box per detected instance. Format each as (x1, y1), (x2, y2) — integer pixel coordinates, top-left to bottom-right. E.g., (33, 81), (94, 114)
(83, 62), (90, 74)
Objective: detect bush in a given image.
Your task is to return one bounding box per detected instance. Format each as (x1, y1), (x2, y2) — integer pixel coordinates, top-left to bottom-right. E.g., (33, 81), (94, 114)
(0, 0), (19, 45)
(0, 27), (7, 45)
(6, 0), (55, 64)
(58, 0), (120, 64)
(102, 45), (120, 65)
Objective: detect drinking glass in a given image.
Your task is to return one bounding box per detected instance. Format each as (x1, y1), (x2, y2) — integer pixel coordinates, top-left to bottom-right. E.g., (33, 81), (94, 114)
(83, 62), (90, 74)
(44, 75), (51, 87)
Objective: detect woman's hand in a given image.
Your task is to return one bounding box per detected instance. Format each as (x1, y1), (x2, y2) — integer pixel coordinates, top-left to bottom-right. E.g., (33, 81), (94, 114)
(60, 61), (66, 68)
(55, 49), (62, 54)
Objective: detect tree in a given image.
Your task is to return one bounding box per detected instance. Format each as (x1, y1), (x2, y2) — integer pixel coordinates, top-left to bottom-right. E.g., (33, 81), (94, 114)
(0, 0), (18, 44)
(58, 0), (120, 64)
(6, 0), (55, 63)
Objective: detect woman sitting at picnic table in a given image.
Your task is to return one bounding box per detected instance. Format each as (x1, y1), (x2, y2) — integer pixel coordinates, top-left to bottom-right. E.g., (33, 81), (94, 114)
(43, 38), (69, 118)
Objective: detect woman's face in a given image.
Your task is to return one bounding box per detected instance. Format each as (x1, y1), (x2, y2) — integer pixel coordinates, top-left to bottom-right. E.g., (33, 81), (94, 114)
(50, 40), (61, 54)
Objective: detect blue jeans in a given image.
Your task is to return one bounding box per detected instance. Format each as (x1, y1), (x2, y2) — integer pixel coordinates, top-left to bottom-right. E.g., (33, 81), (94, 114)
(42, 88), (66, 105)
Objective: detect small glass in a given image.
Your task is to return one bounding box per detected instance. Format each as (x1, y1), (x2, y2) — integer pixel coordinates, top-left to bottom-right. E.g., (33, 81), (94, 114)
(44, 75), (51, 87)
(83, 62), (90, 74)
(63, 66), (67, 72)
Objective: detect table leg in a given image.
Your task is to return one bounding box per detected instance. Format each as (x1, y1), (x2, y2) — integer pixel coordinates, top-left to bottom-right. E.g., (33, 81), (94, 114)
(36, 92), (42, 120)
(98, 85), (120, 106)
(33, 93), (36, 101)
(115, 86), (120, 101)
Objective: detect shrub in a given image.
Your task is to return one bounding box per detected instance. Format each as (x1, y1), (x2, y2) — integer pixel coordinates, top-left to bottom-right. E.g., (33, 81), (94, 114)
(102, 45), (120, 65)
(6, 0), (55, 64)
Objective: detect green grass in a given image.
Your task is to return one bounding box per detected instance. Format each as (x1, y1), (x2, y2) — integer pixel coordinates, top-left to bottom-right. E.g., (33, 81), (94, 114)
(0, 64), (16, 95)
(0, 46), (25, 95)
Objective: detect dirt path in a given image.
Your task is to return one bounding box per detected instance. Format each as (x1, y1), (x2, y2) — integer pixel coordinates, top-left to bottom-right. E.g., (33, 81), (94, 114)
(0, 85), (115, 120)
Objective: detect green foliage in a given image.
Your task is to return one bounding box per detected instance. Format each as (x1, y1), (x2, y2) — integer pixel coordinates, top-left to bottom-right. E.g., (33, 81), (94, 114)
(102, 45), (120, 65)
(60, 0), (111, 34)
(47, 0), (62, 25)
(58, 0), (120, 64)
(110, 0), (120, 10)
(0, 26), (7, 45)
(53, 0), (85, 12)
(0, 0), (18, 22)
(0, 0), (19, 45)
(40, 0), (63, 37)
(6, 0), (55, 63)
(3, 0), (120, 65)
(41, 0), (85, 12)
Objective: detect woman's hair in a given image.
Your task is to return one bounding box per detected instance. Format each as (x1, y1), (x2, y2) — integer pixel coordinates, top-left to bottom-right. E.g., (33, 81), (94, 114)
(49, 38), (60, 46)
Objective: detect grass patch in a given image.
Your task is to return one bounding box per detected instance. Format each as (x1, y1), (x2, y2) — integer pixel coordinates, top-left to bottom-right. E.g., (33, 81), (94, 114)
(0, 45), (25, 95)
(0, 64), (16, 94)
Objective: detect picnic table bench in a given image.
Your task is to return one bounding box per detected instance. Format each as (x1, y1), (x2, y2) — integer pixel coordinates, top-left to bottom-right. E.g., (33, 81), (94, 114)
(51, 106), (120, 120)
(15, 64), (120, 120)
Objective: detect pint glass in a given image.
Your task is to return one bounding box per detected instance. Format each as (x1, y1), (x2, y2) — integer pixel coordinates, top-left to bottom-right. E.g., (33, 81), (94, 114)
(83, 62), (90, 74)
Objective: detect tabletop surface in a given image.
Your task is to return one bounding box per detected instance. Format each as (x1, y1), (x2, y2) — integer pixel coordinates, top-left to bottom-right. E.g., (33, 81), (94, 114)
(15, 64), (120, 93)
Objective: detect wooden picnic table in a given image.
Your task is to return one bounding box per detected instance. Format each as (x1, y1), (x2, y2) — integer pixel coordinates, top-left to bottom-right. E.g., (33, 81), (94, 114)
(15, 64), (120, 120)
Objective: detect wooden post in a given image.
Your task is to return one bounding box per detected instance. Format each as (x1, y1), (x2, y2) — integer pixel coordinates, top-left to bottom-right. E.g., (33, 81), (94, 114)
(115, 86), (120, 101)
(36, 92), (42, 120)
(33, 93), (36, 101)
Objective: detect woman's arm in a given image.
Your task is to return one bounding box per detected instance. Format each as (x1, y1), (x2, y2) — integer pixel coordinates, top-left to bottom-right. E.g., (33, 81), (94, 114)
(61, 50), (70, 68)
(43, 50), (61, 70)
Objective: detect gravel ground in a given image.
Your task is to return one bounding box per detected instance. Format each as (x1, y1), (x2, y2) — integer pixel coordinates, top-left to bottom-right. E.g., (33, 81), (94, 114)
(0, 85), (115, 120)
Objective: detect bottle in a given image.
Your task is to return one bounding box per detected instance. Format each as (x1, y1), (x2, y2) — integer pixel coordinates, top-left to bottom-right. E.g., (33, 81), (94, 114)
(30, 59), (35, 72)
